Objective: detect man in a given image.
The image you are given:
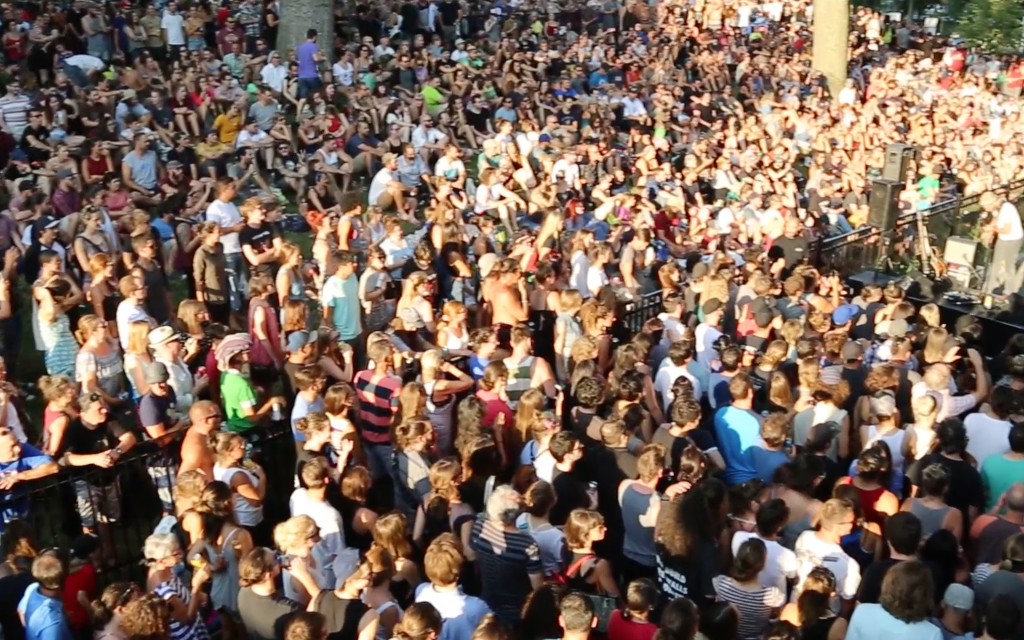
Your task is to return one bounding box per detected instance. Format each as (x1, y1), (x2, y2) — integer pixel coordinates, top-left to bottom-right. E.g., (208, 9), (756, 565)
(794, 498), (860, 615)
(296, 29), (324, 98)
(49, 170), (81, 224)
(981, 425), (1024, 513)
(931, 584), (976, 640)
(290, 457), (346, 554)
(114, 90), (150, 130)
(321, 251), (363, 359)
(237, 0), (262, 50)
(731, 499), (797, 593)
(434, 144), (466, 188)
(976, 558), (1024, 640)
(0, 81), (32, 140)
(369, 154), (416, 217)
(248, 88), (281, 134)
(178, 400), (222, 478)
(236, 119), (274, 169)
(237, 548), (302, 640)
(396, 144), (431, 193)
(352, 340), (401, 480)
(283, 331), (318, 396)
(213, 103), (244, 147)
(411, 115), (448, 165)
(548, 432), (592, 526)
(971, 482), (1024, 565)
(772, 217), (810, 273)
(597, 420), (639, 480)
(239, 198), (281, 277)
(18, 552), (72, 640)
(415, 534), (490, 640)
(694, 299), (724, 370)
(0, 428), (58, 532)
(470, 485), (543, 624)
(502, 324), (557, 408)
(856, 511), (923, 604)
(713, 374), (762, 485)
(206, 177), (245, 313)
(555, 591), (597, 640)
(121, 133), (162, 206)
(160, 2), (186, 59)
(131, 234), (172, 324)
(980, 192), (1024, 295)
(965, 386), (1014, 470)
(150, 326), (201, 412)
(290, 366), (325, 443)
(138, 362), (184, 515)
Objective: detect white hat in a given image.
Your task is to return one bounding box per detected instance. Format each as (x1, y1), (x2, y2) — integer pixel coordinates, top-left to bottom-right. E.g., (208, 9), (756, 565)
(148, 326), (179, 347)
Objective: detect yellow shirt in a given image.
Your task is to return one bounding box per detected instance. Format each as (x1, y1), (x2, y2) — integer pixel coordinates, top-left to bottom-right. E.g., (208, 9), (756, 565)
(213, 112), (243, 145)
(196, 141), (228, 162)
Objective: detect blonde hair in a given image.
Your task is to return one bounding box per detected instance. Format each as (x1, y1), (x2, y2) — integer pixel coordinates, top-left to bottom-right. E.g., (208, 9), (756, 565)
(559, 289), (584, 316)
(177, 300), (208, 335)
(513, 389), (545, 445)
(564, 509), (605, 549)
(278, 242), (301, 267)
(424, 458), (462, 520)
(923, 327), (950, 364)
(437, 301), (466, 336)
(39, 374), (75, 403)
(294, 412), (331, 439)
(88, 253), (113, 278)
(373, 513), (413, 560)
(74, 314), (106, 344)
(420, 349), (444, 374)
(394, 382), (427, 428)
(919, 303), (941, 328)
(126, 321), (153, 355)
(274, 515), (319, 553)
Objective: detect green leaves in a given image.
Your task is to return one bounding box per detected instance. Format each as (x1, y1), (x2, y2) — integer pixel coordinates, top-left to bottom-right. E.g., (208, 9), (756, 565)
(956, 0), (1023, 54)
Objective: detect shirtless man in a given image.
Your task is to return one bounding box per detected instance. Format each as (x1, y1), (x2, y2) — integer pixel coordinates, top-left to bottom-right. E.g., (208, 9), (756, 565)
(489, 259), (529, 356)
(178, 400), (222, 478)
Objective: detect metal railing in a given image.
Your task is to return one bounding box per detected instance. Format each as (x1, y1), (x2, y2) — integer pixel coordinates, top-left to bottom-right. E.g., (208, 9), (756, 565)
(8, 421), (296, 584)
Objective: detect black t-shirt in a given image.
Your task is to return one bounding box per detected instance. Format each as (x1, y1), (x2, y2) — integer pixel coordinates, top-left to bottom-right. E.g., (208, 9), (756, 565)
(907, 453), (983, 534)
(0, 571), (33, 640)
(313, 592), (368, 640)
(840, 367), (867, 414)
(62, 418), (128, 486)
(812, 453), (844, 502)
(239, 222), (280, 275)
(238, 588), (300, 640)
(655, 537), (719, 605)
(550, 466), (590, 527)
(772, 235), (810, 269)
(464, 107), (491, 132)
(438, 0), (459, 24)
(138, 261), (171, 323)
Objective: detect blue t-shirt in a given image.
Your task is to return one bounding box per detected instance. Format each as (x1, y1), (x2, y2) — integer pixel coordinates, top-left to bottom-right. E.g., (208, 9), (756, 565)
(750, 446), (789, 484)
(713, 406), (761, 485)
(296, 41), (319, 78)
(18, 583), (74, 640)
(322, 274), (362, 341)
(0, 445), (53, 532)
(469, 355), (489, 380)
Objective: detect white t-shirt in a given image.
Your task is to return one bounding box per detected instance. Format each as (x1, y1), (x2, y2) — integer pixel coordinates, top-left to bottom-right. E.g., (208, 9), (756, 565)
(289, 488), (346, 546)
(995, 201), (1023, 241)
(411, 126), (444, 150)
(205, 199), (243, 254)
(570, 252), (591, 298)
(731, 531), (798, 592)
(621, 97), (647, 118)
(655, 363), (700, 408)
(64, 54), (105, 72)
(964, 411), (1012, 469)
(368, 168), (395, 205)
(260, 64), (289, 92)
(694, 323), (723, 369)
(235, 128), (269, 149)
(586, 265), (608, 296)
(160, 12), (186, 46)
(116, 299), (152, 350)
(550, 158), (580, 185)
(793, 531), (861, 603)
(434, 156), (465, 178)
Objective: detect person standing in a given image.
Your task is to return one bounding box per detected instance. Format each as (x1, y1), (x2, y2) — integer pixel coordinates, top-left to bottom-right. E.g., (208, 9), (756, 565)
(321, 251), (363, 365)
(296, 29), (323, 99)
(980, 192), (1024, 295)
(18, 552), (73, 640)
(205, 178), (245, 318)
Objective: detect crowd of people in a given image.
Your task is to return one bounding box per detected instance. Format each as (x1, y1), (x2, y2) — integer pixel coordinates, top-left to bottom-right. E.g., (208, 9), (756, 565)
(0, 2), (1024, 640)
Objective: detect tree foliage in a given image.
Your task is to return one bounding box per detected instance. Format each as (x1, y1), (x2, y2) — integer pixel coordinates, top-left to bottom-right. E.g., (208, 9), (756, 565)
(956, 0), (1023, 54)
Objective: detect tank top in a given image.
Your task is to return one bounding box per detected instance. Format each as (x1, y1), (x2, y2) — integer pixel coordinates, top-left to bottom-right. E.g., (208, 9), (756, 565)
(620, 483), (659, 567)
(837, 477), (888, 527)
(908, 499), (954, 541)
(502, 355), (534, 410)
(314, 591), (369, 640)
(801, 616), (838, 640)
(441, 325), (468, 351)
(908, 425), (936, 461)
(214, 464), (263, 527)
(369, 600), (401, 640)
(863, 426), (906, 495)
(247, 298), (281, 368)
(206, 527), (242, 612)
(424, 379), (455, 455)
(556, 313), (583, 358)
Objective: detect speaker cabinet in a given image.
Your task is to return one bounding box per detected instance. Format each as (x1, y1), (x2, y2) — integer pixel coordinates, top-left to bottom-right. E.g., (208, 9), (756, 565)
(868, 179), (902, 230)
(882, 143), (917, 182)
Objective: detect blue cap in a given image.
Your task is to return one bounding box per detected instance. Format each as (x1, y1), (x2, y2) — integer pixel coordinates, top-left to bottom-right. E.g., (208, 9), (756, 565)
(831, 303), (861, 326)
(538, 133), (552, 142)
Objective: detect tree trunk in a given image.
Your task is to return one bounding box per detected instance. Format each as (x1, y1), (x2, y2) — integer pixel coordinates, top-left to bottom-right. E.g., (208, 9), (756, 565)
(277, 0), (335, 59)
(812, 0), (849, 99)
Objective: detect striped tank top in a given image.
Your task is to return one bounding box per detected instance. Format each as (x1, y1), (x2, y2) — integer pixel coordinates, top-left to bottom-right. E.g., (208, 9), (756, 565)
(502, 356), (534, 411)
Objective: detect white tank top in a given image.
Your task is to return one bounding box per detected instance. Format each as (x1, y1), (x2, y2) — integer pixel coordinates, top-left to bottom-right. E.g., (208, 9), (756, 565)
(214, 464), (264, 527)
(442, 326), (468, 351)
(909, 425), (937, 461)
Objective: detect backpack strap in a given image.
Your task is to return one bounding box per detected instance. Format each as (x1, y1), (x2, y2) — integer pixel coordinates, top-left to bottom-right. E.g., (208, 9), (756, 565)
(565, 554), (597, 579)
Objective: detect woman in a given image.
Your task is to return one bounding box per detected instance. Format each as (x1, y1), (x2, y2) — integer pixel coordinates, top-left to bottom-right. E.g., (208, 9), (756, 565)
(554, 290), (584, 383)
(142, 533), (212, 640)
(780, 567), (847, 640)
(711, 538), (785, 640)
(372, 513), (421, 607)
(339, 466), (377, 553)
(103, 176), (135, 217)
(86, 254), (121, 335)
(191, 480), (253, 614)
(656, 488), (720, 606)
(362, 546), (403, 640)
(209, 431), (267, 540)
(192, 222), (230, 326)
(900, 463), (962, 541)
(858, 392), (906, 495)
(177, 300), (211, 371)
(37, 275), (82, 376)
(295, 413), (339, 479)
(310, 554), (380, 640)
(561, 509), (620, 597)
(275, 515), (328, 607)
(420, 350), (475, 456)
(276, 243), (306, 317)
(393, 420), (435, 525)
(73, 208), (115, 279)
(390, 603), (442, 640)
(75, 315), (126, 406)
(123, 321), (155, 402)
(837, 446), (899, 530)
(247, 273), (283, 385)
(436, 302), (470, 355)
(412, 458), (475, 550)
(585, 242), (612, 298)
(396, 272), (436, 349)
(607, 579), (658, 640)
(91, 582), (143, 640)
(845, 561), (939, 640)
(39, 374), (77, 455)
(515, 480), (564, 576)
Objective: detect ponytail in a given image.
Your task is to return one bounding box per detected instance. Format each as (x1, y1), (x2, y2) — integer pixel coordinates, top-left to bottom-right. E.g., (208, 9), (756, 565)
(392, 603), (443, 640)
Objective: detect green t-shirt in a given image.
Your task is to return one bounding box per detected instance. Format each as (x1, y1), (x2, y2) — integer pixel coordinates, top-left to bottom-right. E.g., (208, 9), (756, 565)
(917, 175), (941, 199)
(221, 371), (257, 433)
(421, 85), (444, 108)
(981, 455), (1024, 511)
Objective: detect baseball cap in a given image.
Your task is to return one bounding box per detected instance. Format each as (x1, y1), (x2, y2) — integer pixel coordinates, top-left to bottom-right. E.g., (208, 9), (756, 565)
(538, 133), (552, 142)
(56, 168), (75, 180)
(877, 318), (909, 338)
(286, 330), (318, 354)
(869, 392), (897, 417)
(942, 584), (974, 611)
(831, 303), (861, 326)
(382, 152), (398, 164)
(34, 215), (61, 233)
(166, 160), (183, 170)
(143, 362), (170, 384)
(702, 298), (723, 315)
(478, 253), (499, 278)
